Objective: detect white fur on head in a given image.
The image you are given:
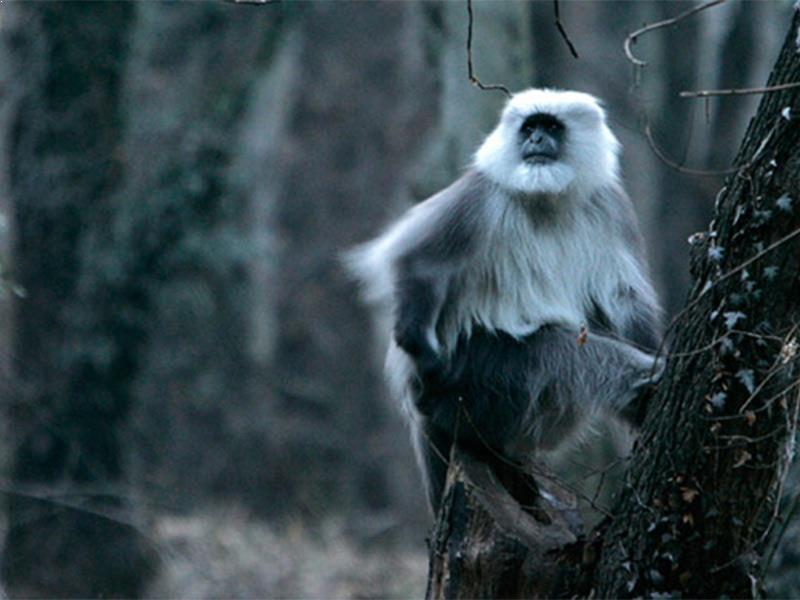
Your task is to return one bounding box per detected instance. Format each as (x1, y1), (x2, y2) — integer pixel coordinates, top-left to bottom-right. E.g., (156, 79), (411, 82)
(474, 88), (621, 196)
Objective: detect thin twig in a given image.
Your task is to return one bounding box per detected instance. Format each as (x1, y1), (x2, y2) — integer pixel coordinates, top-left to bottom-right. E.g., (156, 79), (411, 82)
(700, 379), (800, 422)
(419, 421), (450, 469)
(553, 0), (579, 59)
(624, 0), (728, 67)
(739, 325), (799, 414)
(466, 0), (512, 98)
(643, 111), (777, 177)
(0, 483), (165, 556)
(644, 122), (737, 177)
(457, 396), (614, 516)
(681, 82), (800, 98)
(690, 227), (800, 317)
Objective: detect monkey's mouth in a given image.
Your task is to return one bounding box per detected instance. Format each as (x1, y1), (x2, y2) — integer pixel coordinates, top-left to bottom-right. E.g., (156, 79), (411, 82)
(523, 151), (557, 164)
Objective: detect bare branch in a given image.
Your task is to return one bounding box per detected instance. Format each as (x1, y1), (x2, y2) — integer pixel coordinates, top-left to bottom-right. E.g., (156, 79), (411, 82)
(644, 122), (738, 177)
(681, 81), (800, 98)
(738, 325), (799, 414)
(624, 0), (728, 67)
(466, 0), (512, 98)
(553, 0), (579, 59)
(643, 114), (777, 177)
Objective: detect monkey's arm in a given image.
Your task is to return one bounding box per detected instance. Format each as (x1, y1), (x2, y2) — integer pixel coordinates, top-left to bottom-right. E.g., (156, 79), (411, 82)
(393, 264), (450, 375)
(390, 173), (487, 374)
(526, 326), (663, 434)
(588, 183), (664, 353)
(423, 325), (662, 454)
(413, 325), (662, 512)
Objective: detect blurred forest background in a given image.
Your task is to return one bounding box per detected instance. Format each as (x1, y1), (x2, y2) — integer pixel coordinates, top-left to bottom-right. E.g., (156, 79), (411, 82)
(0, 1), (796, 598)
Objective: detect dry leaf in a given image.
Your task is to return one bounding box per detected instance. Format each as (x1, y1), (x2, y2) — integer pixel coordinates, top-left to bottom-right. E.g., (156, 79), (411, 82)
(733, 449), (752, 469)
(681, 487), (699, 503)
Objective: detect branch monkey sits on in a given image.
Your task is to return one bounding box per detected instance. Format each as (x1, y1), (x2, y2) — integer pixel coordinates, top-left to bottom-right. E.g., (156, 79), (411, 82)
(348, 88), (663, 513)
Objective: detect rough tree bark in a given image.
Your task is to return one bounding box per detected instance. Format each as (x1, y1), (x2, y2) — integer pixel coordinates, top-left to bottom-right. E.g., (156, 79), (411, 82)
(427, 10), (800, 599)
(426, 450), (584, 599)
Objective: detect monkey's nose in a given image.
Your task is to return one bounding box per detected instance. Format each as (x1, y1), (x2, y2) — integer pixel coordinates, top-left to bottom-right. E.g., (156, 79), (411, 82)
(523, 130), (558, 162)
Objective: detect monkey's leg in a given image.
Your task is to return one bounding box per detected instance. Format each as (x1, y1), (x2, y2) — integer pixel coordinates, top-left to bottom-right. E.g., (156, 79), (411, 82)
(419, 328), (548, 456)
(410, 324), (662, 506)
(394, 271), (449, 379)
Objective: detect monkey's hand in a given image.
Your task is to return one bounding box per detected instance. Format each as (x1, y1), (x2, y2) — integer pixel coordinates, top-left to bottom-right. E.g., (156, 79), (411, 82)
(394, 323), (443, 374)
(409, 353), (449, 418)
(394, 325), (449, 415)
(622, 380), (656, 428)
(621, 356), (666, 428)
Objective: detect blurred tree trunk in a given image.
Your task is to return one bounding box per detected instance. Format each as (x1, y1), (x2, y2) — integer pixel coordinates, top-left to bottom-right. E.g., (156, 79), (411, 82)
(652, 3), (772, 317)
(118, 2), (285, 514)
(270, 1), (439, 518)
(766, 463), (800, 596)
(0, 4), (157, 597)
(428, 10), (800, 598)
(410, 0), (532, 197)
(649, 1), (713, 318)
(260, 0), (534, 522)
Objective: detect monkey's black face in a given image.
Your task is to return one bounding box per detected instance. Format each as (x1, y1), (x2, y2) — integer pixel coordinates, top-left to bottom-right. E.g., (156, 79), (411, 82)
(519, 113), (565, 164)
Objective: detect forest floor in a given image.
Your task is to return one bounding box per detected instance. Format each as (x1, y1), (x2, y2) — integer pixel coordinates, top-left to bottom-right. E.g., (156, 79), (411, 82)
(145, 507), (428, 599)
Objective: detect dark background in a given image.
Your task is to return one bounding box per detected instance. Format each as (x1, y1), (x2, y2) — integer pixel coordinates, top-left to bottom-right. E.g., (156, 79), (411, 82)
(0, 1), (795, 597)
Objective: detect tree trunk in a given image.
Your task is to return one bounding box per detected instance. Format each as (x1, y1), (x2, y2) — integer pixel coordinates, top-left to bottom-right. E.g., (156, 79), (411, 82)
(0, 4), (158, 597)
(426, 449), (582, 599)
(119, 1), (284, 516)
(593, 10), (800, 597)
(427, 10), (800, 598)
(271, 1), (438, 517)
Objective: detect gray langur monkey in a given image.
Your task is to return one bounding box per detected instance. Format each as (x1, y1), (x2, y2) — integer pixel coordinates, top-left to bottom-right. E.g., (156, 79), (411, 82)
(347, 89), (663, 513)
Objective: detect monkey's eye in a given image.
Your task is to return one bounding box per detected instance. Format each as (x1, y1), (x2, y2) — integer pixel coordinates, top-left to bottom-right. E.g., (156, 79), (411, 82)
(520, 113), (565, 135)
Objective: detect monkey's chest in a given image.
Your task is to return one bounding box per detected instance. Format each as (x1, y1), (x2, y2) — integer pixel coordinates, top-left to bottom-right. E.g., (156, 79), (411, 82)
(455, 229), (615, 338)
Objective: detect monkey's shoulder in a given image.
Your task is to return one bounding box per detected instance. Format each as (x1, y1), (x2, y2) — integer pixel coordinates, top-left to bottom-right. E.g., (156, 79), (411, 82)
(400, 170), (496, 264)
